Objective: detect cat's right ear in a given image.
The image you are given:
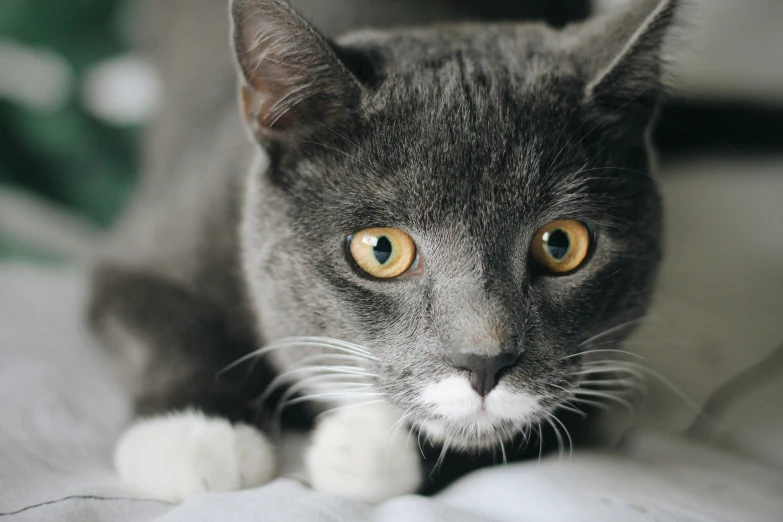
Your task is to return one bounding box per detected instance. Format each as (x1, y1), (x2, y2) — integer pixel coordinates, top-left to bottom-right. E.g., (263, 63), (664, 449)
(231, 0), (360, 142)
(576, 0), (680, 129)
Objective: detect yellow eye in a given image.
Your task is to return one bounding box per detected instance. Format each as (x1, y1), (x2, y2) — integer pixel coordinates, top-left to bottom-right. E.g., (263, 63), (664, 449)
(349, 228), (418, 279)
(530, 220), (591, 273)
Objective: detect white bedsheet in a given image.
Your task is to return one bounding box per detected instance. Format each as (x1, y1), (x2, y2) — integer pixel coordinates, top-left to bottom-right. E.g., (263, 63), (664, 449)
(2, 267), (782, 522)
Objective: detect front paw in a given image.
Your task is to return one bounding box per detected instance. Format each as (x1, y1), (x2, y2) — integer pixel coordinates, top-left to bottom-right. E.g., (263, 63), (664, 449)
(115, 410), (276, 502)
(305, 403), (422, 504)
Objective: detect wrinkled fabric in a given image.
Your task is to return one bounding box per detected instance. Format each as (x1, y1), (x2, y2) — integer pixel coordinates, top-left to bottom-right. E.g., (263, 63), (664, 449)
(1, 266), (782, 522)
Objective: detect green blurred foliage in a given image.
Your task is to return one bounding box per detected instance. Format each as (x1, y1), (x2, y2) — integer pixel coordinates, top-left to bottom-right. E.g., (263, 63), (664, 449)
(0, 0), (140, 228)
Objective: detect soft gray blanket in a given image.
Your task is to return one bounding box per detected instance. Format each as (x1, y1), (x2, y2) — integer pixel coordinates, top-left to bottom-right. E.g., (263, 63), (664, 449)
(2, 265), (782, 521)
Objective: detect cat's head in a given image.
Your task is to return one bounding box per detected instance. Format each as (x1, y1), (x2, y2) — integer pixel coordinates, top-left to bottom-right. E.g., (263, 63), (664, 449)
(233, 0), (676, 449)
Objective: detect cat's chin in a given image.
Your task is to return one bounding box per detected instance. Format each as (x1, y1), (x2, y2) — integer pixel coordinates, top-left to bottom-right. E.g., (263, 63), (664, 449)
(413, 416), (534, 451)
(412, 376), (545, 450)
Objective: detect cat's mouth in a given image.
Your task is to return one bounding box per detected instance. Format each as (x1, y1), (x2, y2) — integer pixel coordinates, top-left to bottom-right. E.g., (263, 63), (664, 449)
(413, 375), (546, 449)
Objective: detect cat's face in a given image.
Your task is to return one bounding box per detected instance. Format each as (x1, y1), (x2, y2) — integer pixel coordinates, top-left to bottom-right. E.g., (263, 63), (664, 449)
(234, 0), (674, 449)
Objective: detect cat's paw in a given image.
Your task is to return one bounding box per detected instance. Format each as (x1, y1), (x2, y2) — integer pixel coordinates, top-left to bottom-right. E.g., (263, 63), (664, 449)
(115, 410), (275, 502)
(305, 403), (422, 504)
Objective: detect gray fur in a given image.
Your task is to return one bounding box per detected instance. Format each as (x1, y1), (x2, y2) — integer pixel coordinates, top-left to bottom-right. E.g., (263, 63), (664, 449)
(90, 0), (679, 489)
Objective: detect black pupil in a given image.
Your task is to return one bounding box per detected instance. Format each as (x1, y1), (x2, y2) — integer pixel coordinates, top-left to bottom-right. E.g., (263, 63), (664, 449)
(373, 236), (393, 264)
(546, 229), (570, 260)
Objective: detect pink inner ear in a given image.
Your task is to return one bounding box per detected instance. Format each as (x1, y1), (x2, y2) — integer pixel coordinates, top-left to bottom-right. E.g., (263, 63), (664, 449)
(233, 2), (359, 138)
(241, 84), (300, 132)
(238, 34), (308, 132)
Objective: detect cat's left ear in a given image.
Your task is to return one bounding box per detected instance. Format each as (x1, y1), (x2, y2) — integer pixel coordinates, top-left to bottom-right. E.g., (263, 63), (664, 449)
(578, 0), (680, 126)
(231, 0), (360, 141)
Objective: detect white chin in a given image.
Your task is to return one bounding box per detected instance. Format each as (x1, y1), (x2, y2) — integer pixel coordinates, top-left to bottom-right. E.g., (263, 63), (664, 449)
(416, 376), (542, 448)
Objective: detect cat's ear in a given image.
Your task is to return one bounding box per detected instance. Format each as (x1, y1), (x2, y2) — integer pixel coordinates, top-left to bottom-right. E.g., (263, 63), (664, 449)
(231, 0), (360, 141)
(578, 0), (679, 126)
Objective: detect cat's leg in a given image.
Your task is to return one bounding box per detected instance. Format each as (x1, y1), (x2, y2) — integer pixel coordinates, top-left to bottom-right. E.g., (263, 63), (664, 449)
(305, 403), (422, 503)
(90, 266), (277, 502)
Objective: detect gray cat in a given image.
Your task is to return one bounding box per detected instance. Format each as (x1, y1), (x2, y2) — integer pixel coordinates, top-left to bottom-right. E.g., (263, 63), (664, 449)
(89, 0), (677, 504)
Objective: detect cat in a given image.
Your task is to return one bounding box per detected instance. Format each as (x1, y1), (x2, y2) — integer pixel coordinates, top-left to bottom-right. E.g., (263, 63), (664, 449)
(89, 0), (678, 504)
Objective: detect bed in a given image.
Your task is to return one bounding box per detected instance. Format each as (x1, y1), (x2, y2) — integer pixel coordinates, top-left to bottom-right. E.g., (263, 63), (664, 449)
(3, 156), (783, 520)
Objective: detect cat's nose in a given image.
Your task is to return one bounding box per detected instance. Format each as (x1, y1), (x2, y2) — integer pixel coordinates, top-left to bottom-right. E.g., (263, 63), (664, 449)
(447, 352), (519, 397)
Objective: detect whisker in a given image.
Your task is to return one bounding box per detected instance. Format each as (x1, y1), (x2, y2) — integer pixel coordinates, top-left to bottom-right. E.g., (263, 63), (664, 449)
(563, 349), (648, 362)
(550, 415), (574, 460)
(268, 338), (375, 357)
(498, 435), (507, 466)
(271, 365), (377, 379)
(315, 399), (387, 419)
(605, 361), (701, 414)
(281, 391), (384, 409)
(568, 398), (612, 411)
(571, 366), (645, 378)
(536, 421), (544, 463)
(221, 336), (377, 375)
(273, 376), (376, 420)
(545, 415), (565, 461)
(514, 423), (534, 457)
(557, 403), (588, 417)
(388, 410), (415, 438)
(577, 378), (646, 391)
(405, 415), (421, 451)
(570, 389), (637, 413)
(431, 435), (452, 477)
(416, 426), (427, 460)
(263, 353), (372, 383)
(257, 365), (376, 406)
(549, 383), (577, 398)
(578, 317), (653, 348)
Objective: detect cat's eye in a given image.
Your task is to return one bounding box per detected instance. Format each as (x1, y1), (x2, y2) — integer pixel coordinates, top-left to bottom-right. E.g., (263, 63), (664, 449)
(530, 220), (591, 274)
(348, 228), (419, 279)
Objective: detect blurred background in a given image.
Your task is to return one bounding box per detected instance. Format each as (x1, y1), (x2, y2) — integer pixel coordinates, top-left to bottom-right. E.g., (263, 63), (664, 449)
(0, 0), (782, 459)
(1, 0), (782, 261)
(0, 0), (153, 262)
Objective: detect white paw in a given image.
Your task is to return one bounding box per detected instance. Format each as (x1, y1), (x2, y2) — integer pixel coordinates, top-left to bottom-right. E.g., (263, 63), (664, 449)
(305, 403), (422, 504)
(115, 410), (276, 502)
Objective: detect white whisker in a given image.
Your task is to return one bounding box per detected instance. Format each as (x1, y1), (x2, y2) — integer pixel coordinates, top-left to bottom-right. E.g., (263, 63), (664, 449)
(282, 391), (384, 409)
(568, 398), (612, 411)
(536, 421), (544, 463)
(577, 378), (644, 389)
(221, 336), (377, 375)
(416, 427), (427, 460)
(571, 366), (645, 378)
(498, 435), (507, 466)
(570, 389), (636, 413)
(273, 375), (375, 416)
(258, 365), (376, 405)
(551, 415), (573, 460)
(578, 317), (653, 348)
(563, 349), (648, 362)
(603, 360), (700, 413)
(265, 339), (375, 358)
(388, 410), (415, 438)
(550, 383), (577, 398)
(432, 435), (452, 476)
(315, 399), (387, 419)
(406, 423), (417, 451)
(557, 403), (588, 417)
(545, 415), (565, 460)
